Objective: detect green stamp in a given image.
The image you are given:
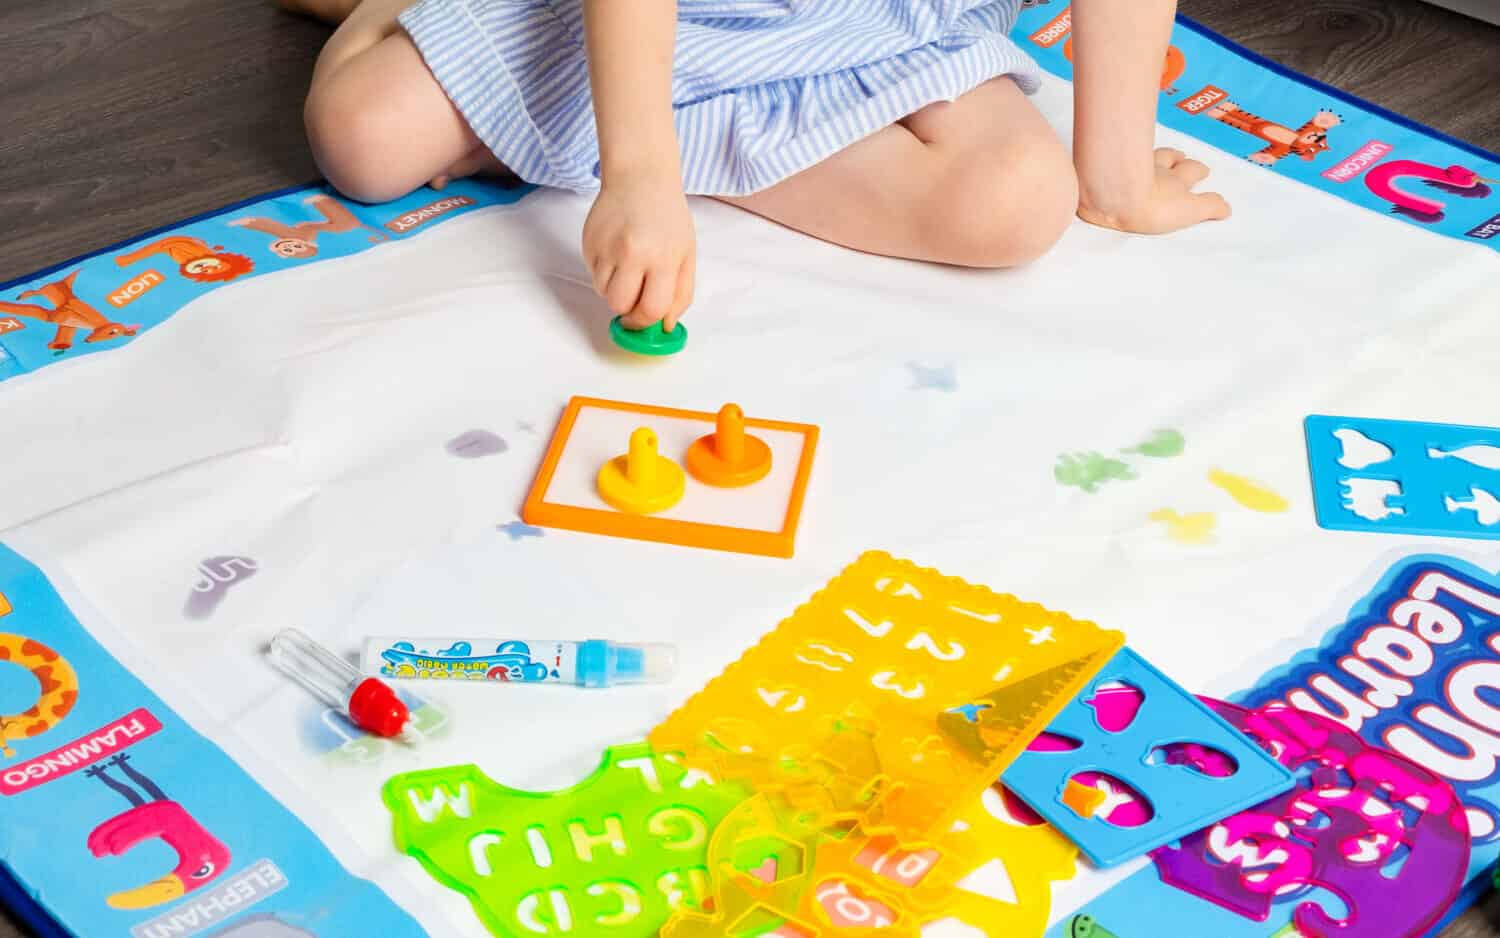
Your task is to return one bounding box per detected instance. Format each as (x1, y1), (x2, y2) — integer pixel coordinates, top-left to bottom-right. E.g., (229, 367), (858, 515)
(610, 317), (687, 356)
(384, 743), (747, 936)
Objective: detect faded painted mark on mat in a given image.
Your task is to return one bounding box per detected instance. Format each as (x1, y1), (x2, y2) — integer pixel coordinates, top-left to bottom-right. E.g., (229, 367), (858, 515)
(184, 556), (259, 619)
(446, 429), (508, 459)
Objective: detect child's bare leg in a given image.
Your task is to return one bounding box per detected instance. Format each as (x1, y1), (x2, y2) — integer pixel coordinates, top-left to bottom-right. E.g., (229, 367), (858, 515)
(720, 77), (1078, 268)
(294, 0), (505, 202)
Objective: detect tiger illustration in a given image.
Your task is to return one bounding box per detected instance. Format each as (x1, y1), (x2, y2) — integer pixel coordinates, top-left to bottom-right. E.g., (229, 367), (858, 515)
(1205, 101), (1340, 165)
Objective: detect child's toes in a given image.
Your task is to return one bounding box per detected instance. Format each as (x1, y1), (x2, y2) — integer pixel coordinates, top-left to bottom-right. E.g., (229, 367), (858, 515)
(1195, 191), (1232, 221)
(1154, 148), (1187, 169)
(1173, 159), (1211, 186)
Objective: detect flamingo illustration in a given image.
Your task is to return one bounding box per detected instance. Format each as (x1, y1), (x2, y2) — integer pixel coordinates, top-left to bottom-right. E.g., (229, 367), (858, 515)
(85, 754), (230, 909)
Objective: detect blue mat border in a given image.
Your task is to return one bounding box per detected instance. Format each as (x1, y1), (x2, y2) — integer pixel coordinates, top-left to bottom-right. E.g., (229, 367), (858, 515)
(0, 859), (65, 938)
(1175, 14), (1500, 166)
(0, 181), (321, 294)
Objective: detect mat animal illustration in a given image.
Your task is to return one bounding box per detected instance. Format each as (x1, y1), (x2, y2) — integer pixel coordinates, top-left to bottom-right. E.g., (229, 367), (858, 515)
(1206, 101), (1340, 165)
(115, 235), (255, 284)
(86, 754), (230, 909)
(0, 272), (138, 352)
(0, 633), (78, 758)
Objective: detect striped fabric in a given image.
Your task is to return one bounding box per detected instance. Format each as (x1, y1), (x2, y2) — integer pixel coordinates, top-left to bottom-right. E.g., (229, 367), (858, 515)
(399, 0), (1039, 196)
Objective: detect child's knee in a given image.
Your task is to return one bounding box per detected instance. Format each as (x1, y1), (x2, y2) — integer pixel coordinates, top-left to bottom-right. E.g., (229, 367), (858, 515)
(926, 141), (1078, 268)
(305, 80), (411, 204)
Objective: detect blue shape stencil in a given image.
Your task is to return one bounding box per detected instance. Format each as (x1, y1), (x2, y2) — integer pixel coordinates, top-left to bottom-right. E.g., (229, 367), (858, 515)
(1305, 414), (1500, 539)
(1001, 648), (1294, 868)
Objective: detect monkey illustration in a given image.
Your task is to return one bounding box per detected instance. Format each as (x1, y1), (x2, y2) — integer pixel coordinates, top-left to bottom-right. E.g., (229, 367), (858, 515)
(115, 235), (254, 284)
(0, 271), (138, 352)
(230, 194), (386, 259)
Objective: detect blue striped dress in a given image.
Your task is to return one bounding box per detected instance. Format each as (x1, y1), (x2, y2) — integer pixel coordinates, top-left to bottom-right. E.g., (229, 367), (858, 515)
(399, 0), (1040, 196)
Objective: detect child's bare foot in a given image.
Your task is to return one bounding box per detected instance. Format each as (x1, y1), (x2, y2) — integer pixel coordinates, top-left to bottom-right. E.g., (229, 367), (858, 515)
(276, 0), (361, 25)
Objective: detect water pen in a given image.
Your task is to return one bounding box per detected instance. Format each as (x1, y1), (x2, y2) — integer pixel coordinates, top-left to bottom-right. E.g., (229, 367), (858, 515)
(269, 628), (414, 740)
(361, 636), (676, 688)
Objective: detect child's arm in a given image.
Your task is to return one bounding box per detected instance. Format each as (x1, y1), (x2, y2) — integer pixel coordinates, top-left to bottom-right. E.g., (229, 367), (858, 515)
(1071, 0), (1230, 233)
(581, 0), (695, 329)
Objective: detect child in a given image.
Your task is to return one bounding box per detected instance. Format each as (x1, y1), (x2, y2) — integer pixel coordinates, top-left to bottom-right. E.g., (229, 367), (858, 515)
(283, 0), (1229, 331)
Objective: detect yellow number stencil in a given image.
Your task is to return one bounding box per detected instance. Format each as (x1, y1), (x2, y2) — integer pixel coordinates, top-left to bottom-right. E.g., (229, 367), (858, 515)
(650, 551), (1123, 837)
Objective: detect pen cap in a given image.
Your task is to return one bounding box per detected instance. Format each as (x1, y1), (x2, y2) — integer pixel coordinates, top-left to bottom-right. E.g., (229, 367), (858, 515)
(268, 628), (364, 709)
(615, 642), (677, 684)
(578, 641), (677, 687)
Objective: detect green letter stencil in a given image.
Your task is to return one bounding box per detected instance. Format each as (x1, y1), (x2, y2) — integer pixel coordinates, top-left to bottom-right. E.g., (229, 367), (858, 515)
(384, 743), (748, 937)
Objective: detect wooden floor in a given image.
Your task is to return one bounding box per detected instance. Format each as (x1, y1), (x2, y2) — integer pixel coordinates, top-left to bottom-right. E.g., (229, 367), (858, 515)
(1, 0), (1499, 934)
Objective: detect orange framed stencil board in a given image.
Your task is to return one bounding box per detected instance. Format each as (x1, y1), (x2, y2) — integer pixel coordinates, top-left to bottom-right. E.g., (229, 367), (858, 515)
(522, 397), (820, 557)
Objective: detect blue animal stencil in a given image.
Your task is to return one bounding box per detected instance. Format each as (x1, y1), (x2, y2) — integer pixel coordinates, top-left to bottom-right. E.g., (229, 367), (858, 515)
(1001, 648), (1294, 868)
(1305, 414), (1500, 539)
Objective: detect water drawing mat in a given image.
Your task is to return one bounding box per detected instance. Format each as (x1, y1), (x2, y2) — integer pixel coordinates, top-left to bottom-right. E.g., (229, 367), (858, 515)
(1306, 414), (1500, 539)
(522, 397), (819, 558)
(0, 7), (1497, 938)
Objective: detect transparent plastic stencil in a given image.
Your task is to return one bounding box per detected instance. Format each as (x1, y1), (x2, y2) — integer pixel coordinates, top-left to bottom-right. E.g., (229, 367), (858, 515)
(650, 551), (1124, 838)
(383, 743), (748, 937)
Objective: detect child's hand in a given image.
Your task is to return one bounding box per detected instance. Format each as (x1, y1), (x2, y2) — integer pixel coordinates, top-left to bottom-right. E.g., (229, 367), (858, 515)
(1078, 148), (1232, 235)
(583, 172), (696, 331)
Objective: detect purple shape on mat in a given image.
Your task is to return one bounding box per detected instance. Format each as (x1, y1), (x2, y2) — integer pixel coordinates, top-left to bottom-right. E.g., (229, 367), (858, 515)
(445, 429), (507, 458)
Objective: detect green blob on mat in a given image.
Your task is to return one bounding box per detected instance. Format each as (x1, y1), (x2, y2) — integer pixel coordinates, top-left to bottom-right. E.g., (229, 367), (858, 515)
(1126, 428), (1186, 459)
(1055, 451), (1137, 494)
(611, 316), (688, 356)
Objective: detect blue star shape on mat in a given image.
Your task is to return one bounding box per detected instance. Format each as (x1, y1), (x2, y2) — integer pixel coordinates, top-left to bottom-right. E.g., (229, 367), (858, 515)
(497, 521), (544, 541)
(907, 362), (957, 392)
